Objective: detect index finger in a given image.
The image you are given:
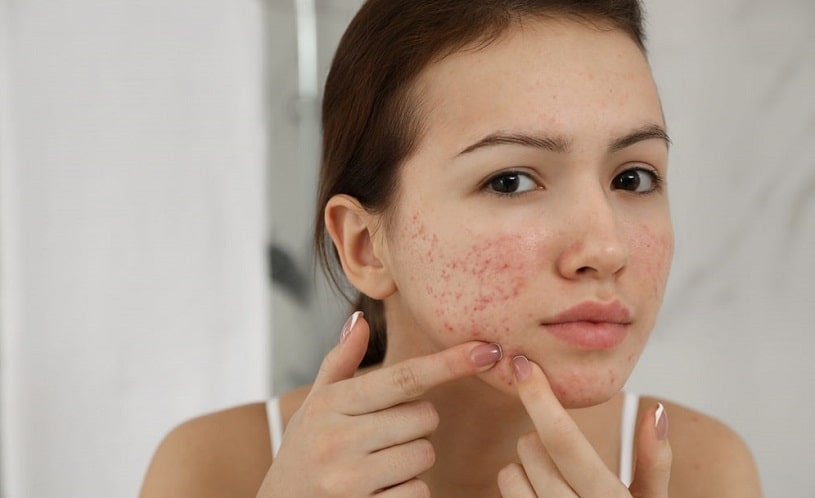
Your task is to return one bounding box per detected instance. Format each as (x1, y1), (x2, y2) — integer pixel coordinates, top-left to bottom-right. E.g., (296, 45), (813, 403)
(339, 341), (503, 415)
(512, 355), (624, 495)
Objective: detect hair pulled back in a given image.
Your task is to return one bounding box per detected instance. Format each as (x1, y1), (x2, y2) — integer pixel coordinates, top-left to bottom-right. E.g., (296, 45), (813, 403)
(315, 0), (647, 366)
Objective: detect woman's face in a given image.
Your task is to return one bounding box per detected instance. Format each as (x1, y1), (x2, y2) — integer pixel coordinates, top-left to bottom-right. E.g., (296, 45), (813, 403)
(378, 19), (673, 408)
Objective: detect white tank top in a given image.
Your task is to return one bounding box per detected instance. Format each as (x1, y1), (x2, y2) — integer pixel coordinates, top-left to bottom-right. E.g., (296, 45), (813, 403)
(267, 391), (639, 486)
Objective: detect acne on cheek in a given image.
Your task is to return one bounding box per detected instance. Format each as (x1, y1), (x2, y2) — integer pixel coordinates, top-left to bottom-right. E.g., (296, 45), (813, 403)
(631, 224), (673, 299)
(401, 212), (533, 343)
(439, 239), (530, 334)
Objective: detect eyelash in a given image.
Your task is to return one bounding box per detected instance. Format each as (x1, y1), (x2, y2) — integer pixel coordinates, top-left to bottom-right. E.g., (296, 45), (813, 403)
(481, 165), (664, 197)
(481, 170), (540, 198)
(612, 166), (664, 195)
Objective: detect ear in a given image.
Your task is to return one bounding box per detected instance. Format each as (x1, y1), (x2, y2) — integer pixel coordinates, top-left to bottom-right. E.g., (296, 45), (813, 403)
(324, 194), (396, 300)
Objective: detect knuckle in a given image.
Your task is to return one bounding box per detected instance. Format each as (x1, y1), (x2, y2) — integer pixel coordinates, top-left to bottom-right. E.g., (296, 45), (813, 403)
(440, 347), (466, 373)
(516, 431), (540, 456)
(548, 412), (574, 440)
(654, 444), (673, 472)
(301, 391), (331, 419)
(640, 442), (672, 474)
(392, 365), (425, 398)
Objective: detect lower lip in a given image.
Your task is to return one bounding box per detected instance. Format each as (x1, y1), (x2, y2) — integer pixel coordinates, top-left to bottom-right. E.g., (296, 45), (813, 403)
(542, 321), (627, 350)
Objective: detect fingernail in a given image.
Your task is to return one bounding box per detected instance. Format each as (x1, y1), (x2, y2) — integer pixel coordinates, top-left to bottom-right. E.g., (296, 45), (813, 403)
(340, 311), (363, 344)
(470, 343), (503, 368)
(654, 403), (668, 440)
(512, 355), (531, 381)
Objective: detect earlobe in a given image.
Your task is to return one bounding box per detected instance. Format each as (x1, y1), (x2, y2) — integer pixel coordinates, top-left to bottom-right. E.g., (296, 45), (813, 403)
(324, 194), (396, 300)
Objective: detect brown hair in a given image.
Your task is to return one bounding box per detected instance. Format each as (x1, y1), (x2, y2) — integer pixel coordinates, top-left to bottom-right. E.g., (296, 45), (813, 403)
(315, 0), (647, 366)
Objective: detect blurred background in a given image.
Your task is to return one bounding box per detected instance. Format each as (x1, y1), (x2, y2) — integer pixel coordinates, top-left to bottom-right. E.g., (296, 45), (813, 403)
(0, 0), (812, 496)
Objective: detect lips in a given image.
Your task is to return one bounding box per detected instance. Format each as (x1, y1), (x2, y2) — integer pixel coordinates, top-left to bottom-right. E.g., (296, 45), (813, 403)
(541, 301), (632, 350)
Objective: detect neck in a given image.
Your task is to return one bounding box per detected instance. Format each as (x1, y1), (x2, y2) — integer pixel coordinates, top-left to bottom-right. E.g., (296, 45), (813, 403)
(420, 377), (534, 497)
(380, 320), (625, 496)
(380, 360), (624, 497)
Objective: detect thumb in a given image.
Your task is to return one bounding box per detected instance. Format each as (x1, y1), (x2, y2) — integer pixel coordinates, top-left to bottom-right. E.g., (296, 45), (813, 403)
(628, 403), (672, 498)
(311, 311), (370, 389)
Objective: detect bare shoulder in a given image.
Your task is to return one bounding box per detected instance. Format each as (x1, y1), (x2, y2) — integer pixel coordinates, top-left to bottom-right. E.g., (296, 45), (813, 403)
(138, 402), (273, 498)
(641, 396), (763, 498)
(139, 386), (313, 498)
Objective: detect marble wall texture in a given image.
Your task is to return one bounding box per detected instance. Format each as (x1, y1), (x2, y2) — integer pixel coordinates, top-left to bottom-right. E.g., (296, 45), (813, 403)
(270, 1), (815, 496)
(626, 1), (815, 496)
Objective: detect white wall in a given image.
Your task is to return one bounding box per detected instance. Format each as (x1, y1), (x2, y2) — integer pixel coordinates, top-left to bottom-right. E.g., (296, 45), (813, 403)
(0, 1), (270, 497)
(626, 1), (815, 496)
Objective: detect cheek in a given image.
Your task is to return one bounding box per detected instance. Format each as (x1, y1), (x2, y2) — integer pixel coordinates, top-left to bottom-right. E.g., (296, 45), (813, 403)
(398, 212), (540, 343)
(630, 223), (674, 301)
(433, 237), (533, 342)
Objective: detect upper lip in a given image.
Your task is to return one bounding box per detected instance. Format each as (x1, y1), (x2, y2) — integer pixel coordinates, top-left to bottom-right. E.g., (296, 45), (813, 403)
(544, 300), (632, 324)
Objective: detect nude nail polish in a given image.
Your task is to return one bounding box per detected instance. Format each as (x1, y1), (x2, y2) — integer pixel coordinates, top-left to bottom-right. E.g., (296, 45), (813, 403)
(655, 403), (668, 440)
(340, 311), (362, 344)
(512, 355), (531, 381)
(470, 343), (503, 368)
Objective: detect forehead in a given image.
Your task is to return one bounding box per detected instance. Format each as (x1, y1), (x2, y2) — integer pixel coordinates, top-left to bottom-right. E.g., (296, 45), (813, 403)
(409, 18), (663, 155)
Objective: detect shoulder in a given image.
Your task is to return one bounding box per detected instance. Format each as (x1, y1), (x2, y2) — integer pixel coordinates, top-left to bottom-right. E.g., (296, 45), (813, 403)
(138, 402), (273, 498)
(640, 396), (762, 498)
(139, 387), (313, 498)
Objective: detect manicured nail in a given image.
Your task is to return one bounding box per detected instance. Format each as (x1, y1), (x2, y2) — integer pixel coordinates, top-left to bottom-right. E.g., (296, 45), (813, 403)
(512, 355), (531, 381)
(470, 343), (503, 368)
(340, 311), (363, 344)
(655, 403), (668, 440)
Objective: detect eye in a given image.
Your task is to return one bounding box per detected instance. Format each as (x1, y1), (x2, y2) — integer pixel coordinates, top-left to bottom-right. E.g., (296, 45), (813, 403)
(612, 167), (662, 194)
(484, 170), (540, 196)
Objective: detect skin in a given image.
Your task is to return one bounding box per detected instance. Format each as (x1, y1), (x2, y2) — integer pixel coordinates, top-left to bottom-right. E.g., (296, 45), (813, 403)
(377, 18), (673, 409)
(139, 18), (763, 498)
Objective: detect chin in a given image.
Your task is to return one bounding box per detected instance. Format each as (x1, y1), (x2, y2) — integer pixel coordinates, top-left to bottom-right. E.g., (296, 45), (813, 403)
(480, 356), (630, 409)
(548, 362), (629, 408)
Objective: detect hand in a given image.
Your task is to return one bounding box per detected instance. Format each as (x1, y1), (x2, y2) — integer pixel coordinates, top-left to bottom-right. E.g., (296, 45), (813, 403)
(256, 312), (503, 498)
(497, 356), (672, 498)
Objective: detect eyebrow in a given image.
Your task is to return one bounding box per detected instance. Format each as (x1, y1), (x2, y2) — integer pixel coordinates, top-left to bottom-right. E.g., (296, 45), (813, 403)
(456, 123), (671, 156)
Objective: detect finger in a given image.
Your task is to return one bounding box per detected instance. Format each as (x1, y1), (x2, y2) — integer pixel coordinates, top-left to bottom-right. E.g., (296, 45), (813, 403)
(361, 399), (440, 452)
(497, 463), (536, 498)
(342, 341), (503, 415)
(628, 403), (672, 498)
(367, 438), (436, 493)
(375, 478), (430, 498)
(512, 355), (624, 495)
(311, 311), (369, 389)
(516, 432), (578, 497)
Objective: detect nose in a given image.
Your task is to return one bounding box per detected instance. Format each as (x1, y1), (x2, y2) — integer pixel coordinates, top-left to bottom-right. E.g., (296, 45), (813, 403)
(555, 189), (629, 280)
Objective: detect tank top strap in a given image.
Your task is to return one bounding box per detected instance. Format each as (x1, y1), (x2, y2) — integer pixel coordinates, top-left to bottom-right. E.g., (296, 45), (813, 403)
(266, 392), (641, 481)
(267, 397), (283, 457)
(618, 391), (639, 486)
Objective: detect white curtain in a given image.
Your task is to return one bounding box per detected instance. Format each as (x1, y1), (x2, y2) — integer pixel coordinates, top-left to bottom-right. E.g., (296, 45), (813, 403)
(0, 1), (270, 496)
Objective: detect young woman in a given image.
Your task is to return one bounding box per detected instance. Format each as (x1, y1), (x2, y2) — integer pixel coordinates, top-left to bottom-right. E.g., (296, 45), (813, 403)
(140, 1), (762, 496)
